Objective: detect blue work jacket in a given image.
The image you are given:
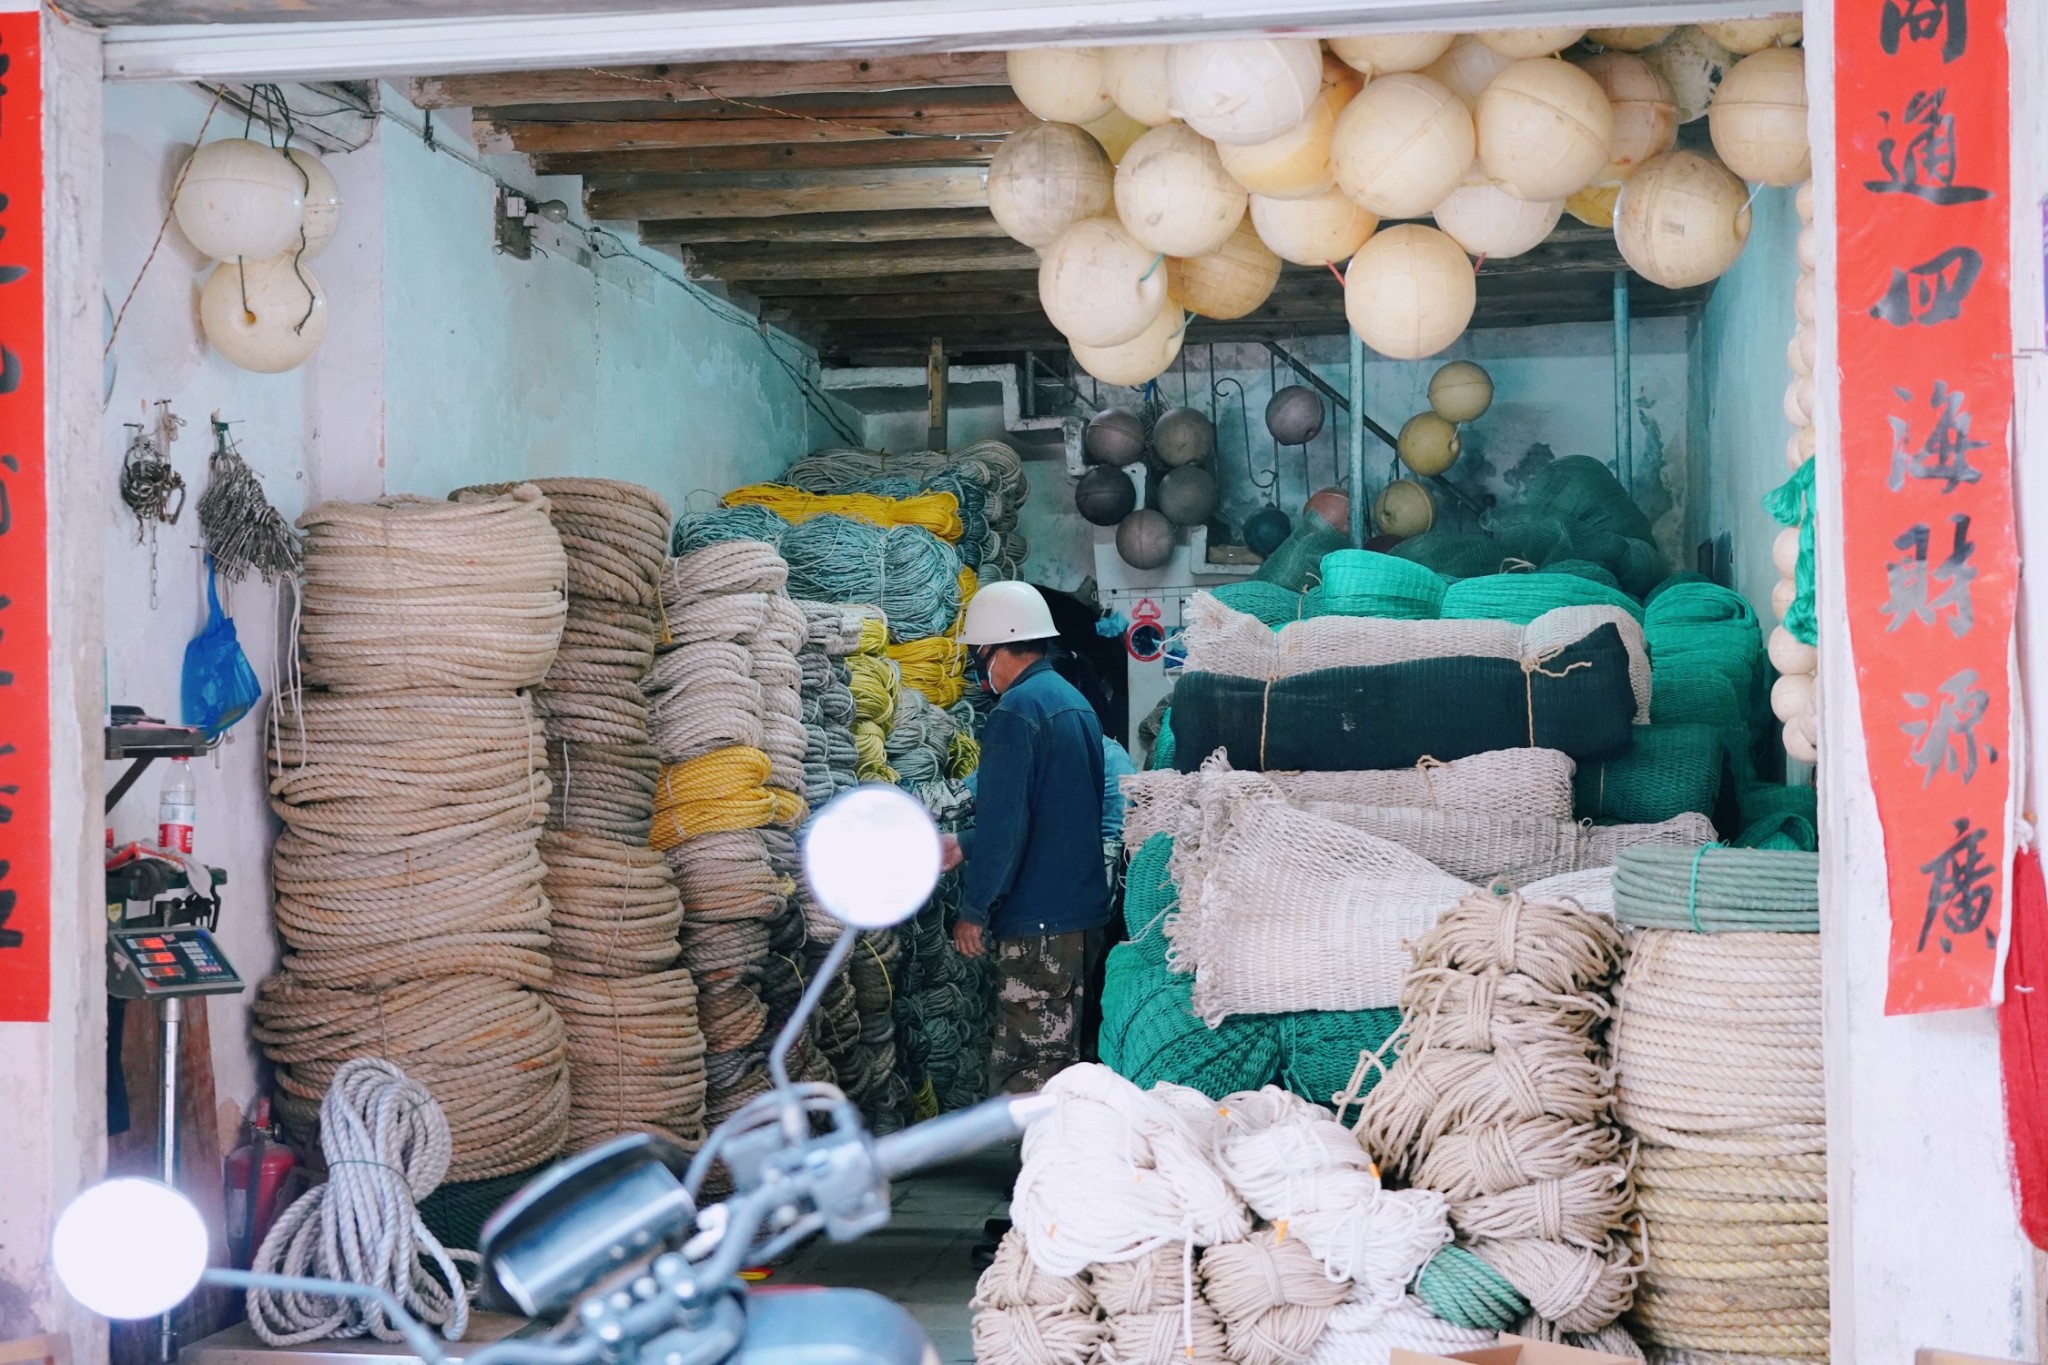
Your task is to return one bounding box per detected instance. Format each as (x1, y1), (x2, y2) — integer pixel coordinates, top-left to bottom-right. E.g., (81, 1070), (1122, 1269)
(960, 658), (1110, 939)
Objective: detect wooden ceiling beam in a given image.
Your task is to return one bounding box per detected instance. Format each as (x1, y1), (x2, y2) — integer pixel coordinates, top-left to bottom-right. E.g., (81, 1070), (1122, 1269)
(536, 138), (1000, 178)
(407, 52), (1009, 109)
(644, 209), (1007, 246)
(485, 113), (1016, 154)
(690, 236), (1037, 280)
(590, 166), (991, 221)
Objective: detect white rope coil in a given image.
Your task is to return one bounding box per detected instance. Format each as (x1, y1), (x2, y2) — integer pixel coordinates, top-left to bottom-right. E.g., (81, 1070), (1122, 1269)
(1302, 1294), (1496, 1365)
(247, 1058), (475, 1345)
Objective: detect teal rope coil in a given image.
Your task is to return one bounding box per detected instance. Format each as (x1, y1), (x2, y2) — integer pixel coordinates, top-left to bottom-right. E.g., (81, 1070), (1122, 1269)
(778, 513), (962, 643)
(1411, 1246), (1531, 1331)
(671, 503), (790, 556)
(1612, 845), (1819, 932)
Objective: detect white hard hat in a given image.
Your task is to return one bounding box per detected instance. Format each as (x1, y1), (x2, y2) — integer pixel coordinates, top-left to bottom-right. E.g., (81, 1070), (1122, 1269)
(960, 581), (1059, 646)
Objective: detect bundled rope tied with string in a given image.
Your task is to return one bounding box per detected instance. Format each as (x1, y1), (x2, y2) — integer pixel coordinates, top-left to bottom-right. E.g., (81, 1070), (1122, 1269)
(254, 973), (570, 1183)
(1091, 1247), (1231, 1365)
(1354, 888), (1638, 1336)
(541, 966), (708, 1151)
(651, 746), (805, 846)
(453, 478), (669, 610)
(246, 1058), (474, 1345)
(1608, 845), (1826, 1359)
(1200, 1228), (1356, 1365)
(266, 692), (553, 989)
(970, 1231), (1103, 1365)
(539, 830), (683, 975)
(296, 488), (567, 694)
(546, 738), (661, 845)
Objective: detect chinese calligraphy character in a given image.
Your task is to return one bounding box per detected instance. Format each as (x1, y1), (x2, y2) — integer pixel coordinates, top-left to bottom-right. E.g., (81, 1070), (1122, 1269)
(1882, 513), (1976, 636)
(1882, 0), (1968, 63)
(0, 861), (18, 951)
(1888, 381), (1986, 493)
(1902, 668), (1993, 787)
(1865, 91), (1992, 204)
(1919, 815), (1995, 952)
(1871, 246), (1983, 326)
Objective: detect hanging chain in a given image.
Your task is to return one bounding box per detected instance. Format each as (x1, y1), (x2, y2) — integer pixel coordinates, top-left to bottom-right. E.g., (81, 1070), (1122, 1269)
(119, 401), (188, 610)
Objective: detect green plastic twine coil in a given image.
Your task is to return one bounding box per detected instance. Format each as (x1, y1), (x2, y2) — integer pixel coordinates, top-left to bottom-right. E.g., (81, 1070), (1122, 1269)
(1440, 571), (1643, 624)
(1763, 457), (1819, 647)
(1412, 1247), (1531, 1331)
(1612, 844), (1820, 933)
(1315, 550), (1448, 620)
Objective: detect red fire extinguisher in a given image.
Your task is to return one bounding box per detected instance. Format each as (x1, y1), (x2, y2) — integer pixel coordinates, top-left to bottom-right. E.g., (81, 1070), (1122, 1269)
(224, 1098), (298, 1268)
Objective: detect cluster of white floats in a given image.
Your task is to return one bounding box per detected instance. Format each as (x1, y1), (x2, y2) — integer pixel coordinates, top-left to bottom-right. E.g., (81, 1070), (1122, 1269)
(992, 19), (1808, 385)
(1769, 177), (1820, 765)
(169, 139), (345, 373)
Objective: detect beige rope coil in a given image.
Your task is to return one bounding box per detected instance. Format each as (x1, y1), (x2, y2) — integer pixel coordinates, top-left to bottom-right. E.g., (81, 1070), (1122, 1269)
(1611, 928), (1827, 1359)
(970, 1232), (1103, 1365)
(536, 682), (653, 747)
(1357, 887), (1638, 1336)
(1198, 1229), (1351, 1365)
(454, 478), (670, 609)
(664, 829), (790, 921)
(543, 965), (708, 1152)
(661, 543), (789, 616)
(546, 739), (659, 844)
(540, 830), (683, 975)
(297, 489), (568, 694)
(550, 601), (660, 680)
(254, 971), (570, 1182)
(1612, 932), (1823, 1156)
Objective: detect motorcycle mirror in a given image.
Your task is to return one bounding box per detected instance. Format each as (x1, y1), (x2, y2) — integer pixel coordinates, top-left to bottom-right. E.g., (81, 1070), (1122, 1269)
(53, 1178), (209, 1319)
(801, 784), (942, 930)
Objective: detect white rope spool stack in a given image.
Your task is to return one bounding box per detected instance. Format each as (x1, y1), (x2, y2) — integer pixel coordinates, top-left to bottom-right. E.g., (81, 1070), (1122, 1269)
(257, 486), (571, 1182)
(460, 478), (709, 1157)
(645, 539), (810, 1132)
(1610, 847), (1826, 1360)
(1356, 888), (1640, 1337)
(987, 1065), (1484, 1363)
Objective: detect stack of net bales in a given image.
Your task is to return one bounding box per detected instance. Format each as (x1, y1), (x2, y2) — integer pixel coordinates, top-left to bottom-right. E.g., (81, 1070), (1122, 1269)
(1391, 455), (1666, 597)
(1611, 846), (1826, 1362)
(255, 488), (571, 1181)
(645, 539), (808, 1129)
(1357, 887), (1640, 1339)
(464, 478), (705, 1157)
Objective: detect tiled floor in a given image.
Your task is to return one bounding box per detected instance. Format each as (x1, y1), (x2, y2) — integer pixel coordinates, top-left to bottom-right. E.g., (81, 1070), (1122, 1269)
(767, 1141), (1016, 1364)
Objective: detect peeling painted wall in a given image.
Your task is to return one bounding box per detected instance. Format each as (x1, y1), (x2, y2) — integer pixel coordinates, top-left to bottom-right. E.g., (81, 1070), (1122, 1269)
(96, 80), (826, 1135)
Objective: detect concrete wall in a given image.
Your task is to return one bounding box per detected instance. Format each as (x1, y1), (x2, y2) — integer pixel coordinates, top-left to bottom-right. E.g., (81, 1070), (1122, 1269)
(94, 80), (826, 1145)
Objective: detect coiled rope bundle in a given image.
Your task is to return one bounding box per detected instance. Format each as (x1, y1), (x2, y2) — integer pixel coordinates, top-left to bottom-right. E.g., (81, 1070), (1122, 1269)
(540, 830), (683, 974)
(296, 488), (568, 693)
(780, 440), (1028, 577)
(1610, 846), (1825, 1359)
(260, 486), (569, 1182)
(254, 974), (570, 1182)
(646, 539), (807, 1128)
(723, 482), (964, 542)
(779, 514), (962, 644)
(970, 1232), (1102, 1365)
(541, 967), (708, 1151)
(1356, 889), (1638, 1335)
(247, 1059), (474, 1345)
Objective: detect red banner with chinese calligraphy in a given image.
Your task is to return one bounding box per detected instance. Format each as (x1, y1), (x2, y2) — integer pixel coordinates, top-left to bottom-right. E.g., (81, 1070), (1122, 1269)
(0, 10), (49, 1024)
(1838, 0), (2017, 1014)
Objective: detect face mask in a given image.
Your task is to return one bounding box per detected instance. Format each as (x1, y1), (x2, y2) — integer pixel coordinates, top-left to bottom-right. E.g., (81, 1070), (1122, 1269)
(973, 646), (1000, 693)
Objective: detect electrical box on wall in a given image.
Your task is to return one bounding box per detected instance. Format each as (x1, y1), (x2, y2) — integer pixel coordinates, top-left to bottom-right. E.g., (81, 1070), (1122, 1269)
(496, 186), (534, 260)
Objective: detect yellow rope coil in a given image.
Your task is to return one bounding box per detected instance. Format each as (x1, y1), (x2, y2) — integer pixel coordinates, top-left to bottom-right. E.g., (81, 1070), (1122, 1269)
(847, 654), (901, 731)
(888, 636), (968, 708)
(853, 615), (890, 658)
(948, 731), (982, 780)
(950, 566), (979, 636)
(651, 745), (806, 849)
(853, 723), (897, 783)
(723, 484), (964, 543)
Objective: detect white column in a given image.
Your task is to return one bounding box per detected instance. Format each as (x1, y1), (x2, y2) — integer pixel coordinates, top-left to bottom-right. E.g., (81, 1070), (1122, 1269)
(1810, 0), (2043, 1358)
(0, 10), (107, 1360)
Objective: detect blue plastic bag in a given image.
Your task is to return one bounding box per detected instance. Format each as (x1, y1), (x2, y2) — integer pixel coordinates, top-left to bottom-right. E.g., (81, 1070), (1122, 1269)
(182, 560), (262, 740)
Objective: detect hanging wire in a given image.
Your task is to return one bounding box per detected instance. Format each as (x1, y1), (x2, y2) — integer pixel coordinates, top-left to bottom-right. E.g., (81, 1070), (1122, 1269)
(119, 402), (188, 610)
(198, 416), (304, 586)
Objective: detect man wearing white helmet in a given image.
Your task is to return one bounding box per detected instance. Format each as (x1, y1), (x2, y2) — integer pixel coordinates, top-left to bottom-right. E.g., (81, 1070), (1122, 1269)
(942, 580), (1110, 1097)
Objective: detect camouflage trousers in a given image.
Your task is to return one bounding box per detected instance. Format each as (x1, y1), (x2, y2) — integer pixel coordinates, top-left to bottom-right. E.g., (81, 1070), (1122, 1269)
(989, 928), (1102, 1096)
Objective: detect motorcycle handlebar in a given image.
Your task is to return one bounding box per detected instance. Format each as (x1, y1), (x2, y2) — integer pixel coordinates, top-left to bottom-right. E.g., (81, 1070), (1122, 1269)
(871, 1092), (1056, 1180)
